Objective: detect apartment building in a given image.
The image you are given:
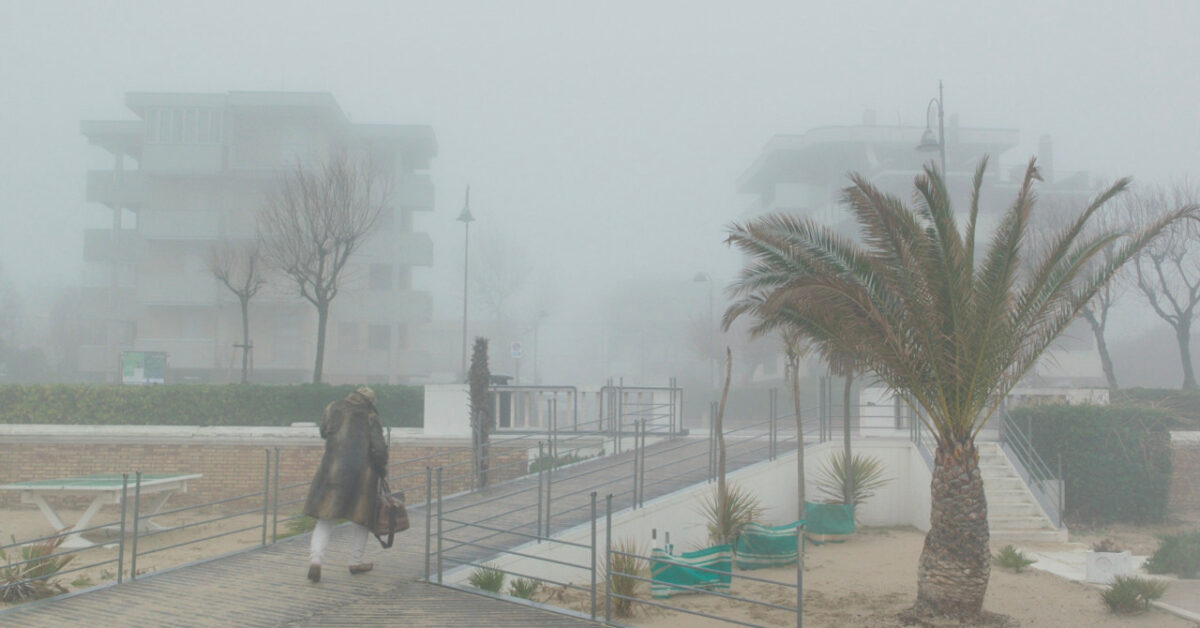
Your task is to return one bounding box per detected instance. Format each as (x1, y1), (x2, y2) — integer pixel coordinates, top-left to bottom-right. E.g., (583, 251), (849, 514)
(79, 92), (436, 384)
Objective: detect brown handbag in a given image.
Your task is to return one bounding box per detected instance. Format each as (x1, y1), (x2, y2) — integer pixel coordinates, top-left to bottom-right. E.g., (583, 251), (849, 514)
(373, 477), (409, 548)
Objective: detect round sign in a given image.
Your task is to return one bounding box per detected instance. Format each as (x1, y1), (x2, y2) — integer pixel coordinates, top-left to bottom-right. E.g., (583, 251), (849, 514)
(510, 341), (523, 359)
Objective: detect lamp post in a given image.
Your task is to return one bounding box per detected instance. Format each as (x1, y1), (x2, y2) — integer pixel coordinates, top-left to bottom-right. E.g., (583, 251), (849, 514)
(533, 310), (547, 385)
(916, 80), (946, 175)
(458, 186), (475, 382)
(693, 272), (715, 391)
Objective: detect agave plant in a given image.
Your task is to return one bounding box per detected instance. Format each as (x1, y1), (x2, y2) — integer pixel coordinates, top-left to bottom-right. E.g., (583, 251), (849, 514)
(699, 482), (764, 547)
(814, 451), (891, 511)
(0, 534), (76, 603)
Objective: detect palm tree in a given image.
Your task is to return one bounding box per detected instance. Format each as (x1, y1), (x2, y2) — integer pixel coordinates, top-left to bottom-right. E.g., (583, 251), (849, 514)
(724, 158), (1195, 621)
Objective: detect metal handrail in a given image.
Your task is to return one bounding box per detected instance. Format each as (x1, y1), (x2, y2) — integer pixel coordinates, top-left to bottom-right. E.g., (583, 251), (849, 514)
(998, 408), (1063, 528)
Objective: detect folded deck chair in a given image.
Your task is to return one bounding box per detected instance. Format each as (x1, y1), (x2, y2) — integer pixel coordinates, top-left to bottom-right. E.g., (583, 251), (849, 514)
(735, 520), (804, 570)
(650, 543), (732, 598)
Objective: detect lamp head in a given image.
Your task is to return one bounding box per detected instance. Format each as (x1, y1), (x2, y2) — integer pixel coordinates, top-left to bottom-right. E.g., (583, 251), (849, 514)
(693, 272), (710, 283)
(457, 185), (475, 223)
(917, 128), (941, 152)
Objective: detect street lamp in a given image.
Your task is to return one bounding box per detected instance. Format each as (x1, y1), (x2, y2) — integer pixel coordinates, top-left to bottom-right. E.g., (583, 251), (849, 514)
(916, 80), (946, 175)
(693, 271), (715, 391)
(533, 310), (548, 385)
(458, 186), (474, 382)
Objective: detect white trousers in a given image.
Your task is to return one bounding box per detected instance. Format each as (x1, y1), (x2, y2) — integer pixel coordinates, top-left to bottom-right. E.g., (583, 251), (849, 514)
(309, 518), (370, 566)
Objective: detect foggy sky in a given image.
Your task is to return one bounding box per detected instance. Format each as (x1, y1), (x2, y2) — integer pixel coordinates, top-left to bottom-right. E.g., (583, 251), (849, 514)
(3, 0), (1199, 381)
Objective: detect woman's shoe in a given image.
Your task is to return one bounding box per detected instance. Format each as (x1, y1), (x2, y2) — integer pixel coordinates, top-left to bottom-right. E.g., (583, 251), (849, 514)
(348, 562), (374, 574)
(307, 564), (321, 583)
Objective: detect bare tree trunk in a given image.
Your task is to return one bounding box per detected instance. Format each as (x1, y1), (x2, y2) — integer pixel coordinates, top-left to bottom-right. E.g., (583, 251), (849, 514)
(1179, 321), (1197, 390)
(239, 297), (251, 384)
(313, 301), (329, 383)
(788, 357), (806, 521)
(1082, 309), (1118, 390)
(842, 371), (853, 505)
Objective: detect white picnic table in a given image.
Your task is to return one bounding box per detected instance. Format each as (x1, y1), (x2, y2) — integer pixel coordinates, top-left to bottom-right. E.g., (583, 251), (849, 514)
(1, 473), (203, 548)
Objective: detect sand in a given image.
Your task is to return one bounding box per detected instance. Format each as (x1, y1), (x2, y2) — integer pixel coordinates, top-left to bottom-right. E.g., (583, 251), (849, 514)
(3, 507), (1197, 626)
(533, 526), (1198, 627)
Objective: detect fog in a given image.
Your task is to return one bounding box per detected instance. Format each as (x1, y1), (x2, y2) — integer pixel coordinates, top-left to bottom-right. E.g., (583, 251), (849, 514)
(2, 1), (1199, 388)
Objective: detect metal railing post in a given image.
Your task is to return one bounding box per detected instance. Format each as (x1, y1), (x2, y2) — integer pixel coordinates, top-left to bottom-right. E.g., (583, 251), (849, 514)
(631, 427), (640, 508)
(708, 401), (716, 482)
(590, 491), (598, 620)
(604, 493), (613, 623)
(117, 473), (128, 584)
(436, 466), (444, 583)
(638, 419), (646, 508)
(424, 466), (432, 581)
(770, 388), (778, 460)
(797, 522), (804, 627)
(537, 442), (545, 540)
(544, 450), (553, 538)
(1057, 452), (1065, 526)
(130, 470), (142, 581)
(261, 449), (270, 546)
(271, 448), (280, 543)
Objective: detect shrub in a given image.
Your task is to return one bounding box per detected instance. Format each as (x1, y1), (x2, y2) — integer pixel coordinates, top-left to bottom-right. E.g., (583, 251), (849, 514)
(1092, 538), (1122, 553)
(508, 577), (540, 599)
(468, 564), (505, 592)
(992, 545), (1035, 573)
(1143, 531), (1200, 579)
(0, 383), (423, 427)
(1101, 575), (1168, 614)
(814, 451), (891, 510)
(699, 482), (763, 546)
(607, 537), (646, 618)
(0, 534), (76, 603)
(1011, 403), (1173, 523)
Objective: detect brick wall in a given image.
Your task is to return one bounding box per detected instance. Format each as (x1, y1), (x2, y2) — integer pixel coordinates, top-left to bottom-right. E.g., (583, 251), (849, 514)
(1170, 437), (1200, 519)
(0, 435), (528, 514)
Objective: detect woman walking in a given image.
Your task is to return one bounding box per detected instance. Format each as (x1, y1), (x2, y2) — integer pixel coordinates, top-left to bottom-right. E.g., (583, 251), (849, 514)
(303, 387), (388, 583)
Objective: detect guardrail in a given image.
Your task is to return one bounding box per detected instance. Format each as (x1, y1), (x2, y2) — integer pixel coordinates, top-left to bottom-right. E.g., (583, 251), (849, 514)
(997, 409), (1064, 528)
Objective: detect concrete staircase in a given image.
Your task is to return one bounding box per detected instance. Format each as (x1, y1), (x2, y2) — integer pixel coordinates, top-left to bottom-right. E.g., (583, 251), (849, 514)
(978, 441), (1069, 543)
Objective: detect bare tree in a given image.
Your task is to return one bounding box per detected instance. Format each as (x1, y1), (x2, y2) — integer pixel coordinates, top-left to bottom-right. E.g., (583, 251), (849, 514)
(1128, 183), (1200, 390)
(209, 239), (267, 383)
(259, 153), (389, 383)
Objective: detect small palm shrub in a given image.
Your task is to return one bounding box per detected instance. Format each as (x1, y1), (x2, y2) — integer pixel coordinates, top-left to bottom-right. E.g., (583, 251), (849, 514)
(468, 564), (505, 592)
(1101, 575), (1168, 614)
(607, 537), (646, 618)
(508, 577), (540, 599)
(0, 534), (76, 603)
(815, 451), (891, 509)
(992, 545), (1035, 573)
(1143, 531), (1200, 579)
(699, 483), (763, 546)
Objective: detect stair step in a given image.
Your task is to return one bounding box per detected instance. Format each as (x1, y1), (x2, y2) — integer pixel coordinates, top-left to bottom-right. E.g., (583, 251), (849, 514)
(990, 528), (1069, 544)
(989, 516), (1056, 529)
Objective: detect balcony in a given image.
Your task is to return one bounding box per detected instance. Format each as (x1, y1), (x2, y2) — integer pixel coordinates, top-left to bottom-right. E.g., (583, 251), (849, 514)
(396, 232), (433, 267)
(134, 338), (216, 370)
(395, 173), (434, 211)
(83, 229), (143, 263)
(335, 290), (432, 323)
(87, 170), (147, 208)
(137, 272), (219, 306)
(139, 211), (221, 240)
(140, 144), (224, 174)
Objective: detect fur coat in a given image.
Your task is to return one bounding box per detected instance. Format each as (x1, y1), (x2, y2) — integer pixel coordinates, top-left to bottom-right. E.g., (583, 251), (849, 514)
(302, 389), (388, 527)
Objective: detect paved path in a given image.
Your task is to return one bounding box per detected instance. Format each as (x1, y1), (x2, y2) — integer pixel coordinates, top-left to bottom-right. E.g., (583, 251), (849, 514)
(0, 433), (787, 627)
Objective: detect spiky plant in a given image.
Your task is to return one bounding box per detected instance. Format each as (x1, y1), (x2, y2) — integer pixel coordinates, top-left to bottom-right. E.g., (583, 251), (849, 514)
(1101, 575), (1168, 614)
(725, 157), (1197, 621)
(508, 577), (540, 599)
(468, 564), (505, 592)
(814, 451), (891, 514)
(992, 545), (1035, 573)
(607, 537), (646, 618)
(468, 337), (493, 488)
(699, 482), (764, 547)
(0, 534), (76, 603)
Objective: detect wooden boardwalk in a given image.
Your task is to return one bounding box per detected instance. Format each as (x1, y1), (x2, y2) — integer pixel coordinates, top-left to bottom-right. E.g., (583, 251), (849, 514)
(1, 432), (789, 627)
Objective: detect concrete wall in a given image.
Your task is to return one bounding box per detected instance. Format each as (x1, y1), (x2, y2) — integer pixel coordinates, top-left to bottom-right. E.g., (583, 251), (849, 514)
(444, 439), (932, 586)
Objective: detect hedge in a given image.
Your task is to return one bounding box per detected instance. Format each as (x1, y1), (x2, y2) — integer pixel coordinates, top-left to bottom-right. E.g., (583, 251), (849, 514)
(1009, 403), (1173, 524)
(0, 384), (423, 428)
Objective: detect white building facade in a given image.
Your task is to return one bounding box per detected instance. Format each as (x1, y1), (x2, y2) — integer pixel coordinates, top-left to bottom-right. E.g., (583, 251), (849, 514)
(79, 92), (436, 384)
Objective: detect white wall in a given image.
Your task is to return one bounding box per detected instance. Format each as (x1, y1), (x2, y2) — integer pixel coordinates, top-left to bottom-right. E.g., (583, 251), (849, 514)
(423, 383), (471, 438)
(442, 438), (933, 587)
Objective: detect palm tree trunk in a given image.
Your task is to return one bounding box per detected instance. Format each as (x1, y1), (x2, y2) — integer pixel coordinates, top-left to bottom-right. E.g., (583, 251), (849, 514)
(788, 359), (805, 521)
(912, 437), (990, 619)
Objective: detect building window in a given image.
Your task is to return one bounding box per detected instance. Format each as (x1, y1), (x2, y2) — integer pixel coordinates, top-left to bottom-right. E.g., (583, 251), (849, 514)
(338, 322), (360, 350)
(368, 264), (392, 290)
(368, 324), (391, 350)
